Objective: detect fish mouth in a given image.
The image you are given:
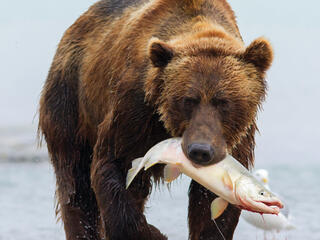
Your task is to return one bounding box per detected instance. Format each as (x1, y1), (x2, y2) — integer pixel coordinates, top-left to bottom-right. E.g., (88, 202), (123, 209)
(259, 199), (284, 209)
(237, 195), (283, 215)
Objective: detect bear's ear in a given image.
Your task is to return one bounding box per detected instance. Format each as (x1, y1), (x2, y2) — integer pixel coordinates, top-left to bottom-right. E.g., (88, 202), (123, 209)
(243, 38), (273, 72)
(148, 38), (174, 68)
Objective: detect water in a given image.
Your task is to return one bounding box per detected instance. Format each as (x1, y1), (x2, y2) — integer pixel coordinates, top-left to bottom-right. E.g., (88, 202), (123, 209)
(0, 163), (62, 240)
(1, 0), (320, 239)
(1, 159), (319, 240)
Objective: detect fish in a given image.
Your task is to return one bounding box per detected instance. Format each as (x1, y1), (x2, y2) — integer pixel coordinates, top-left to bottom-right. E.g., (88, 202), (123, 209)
(126, 138), (284, 220)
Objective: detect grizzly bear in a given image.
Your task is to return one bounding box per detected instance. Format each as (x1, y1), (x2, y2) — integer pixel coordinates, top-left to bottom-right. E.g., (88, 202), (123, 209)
(39, 0), (273, 239)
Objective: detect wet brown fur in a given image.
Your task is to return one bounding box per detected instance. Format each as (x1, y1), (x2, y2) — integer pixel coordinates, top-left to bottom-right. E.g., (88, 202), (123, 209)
(39, 0), (273, 239)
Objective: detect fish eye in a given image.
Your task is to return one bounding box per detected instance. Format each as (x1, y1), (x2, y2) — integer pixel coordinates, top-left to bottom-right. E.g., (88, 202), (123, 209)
(259, 190), (265, 196)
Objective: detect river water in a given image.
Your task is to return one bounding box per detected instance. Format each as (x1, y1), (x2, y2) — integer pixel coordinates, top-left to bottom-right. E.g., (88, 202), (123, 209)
(0, 156), (319, 240)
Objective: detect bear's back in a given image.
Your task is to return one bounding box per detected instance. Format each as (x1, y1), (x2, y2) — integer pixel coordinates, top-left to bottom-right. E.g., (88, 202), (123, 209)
(92, 0), (146, 18)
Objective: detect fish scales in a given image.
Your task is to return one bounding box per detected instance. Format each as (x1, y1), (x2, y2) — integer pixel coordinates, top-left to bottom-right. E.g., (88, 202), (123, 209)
(126, 138), (283, 219)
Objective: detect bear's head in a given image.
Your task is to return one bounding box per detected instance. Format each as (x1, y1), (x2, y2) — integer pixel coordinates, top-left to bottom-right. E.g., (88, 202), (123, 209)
(145, 35), (273, 166)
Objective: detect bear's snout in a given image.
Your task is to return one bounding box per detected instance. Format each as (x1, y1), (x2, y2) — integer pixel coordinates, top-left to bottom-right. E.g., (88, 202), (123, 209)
(181, 104), (227, 166)
(187, 143), (215, 165)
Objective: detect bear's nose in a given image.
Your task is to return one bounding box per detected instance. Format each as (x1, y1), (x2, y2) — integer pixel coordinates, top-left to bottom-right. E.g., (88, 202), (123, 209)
(187, 143), (214, 165)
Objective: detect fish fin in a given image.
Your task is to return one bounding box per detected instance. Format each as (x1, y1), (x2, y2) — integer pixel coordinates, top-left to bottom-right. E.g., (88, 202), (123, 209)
(126, 158), (144, 189)
(164, 164), (181, 183)
(222, 171), (233, 191)
(211, 198), (229, 220)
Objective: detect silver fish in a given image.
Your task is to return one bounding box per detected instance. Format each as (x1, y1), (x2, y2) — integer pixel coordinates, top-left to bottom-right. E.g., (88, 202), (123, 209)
(126, 138), (283, 219)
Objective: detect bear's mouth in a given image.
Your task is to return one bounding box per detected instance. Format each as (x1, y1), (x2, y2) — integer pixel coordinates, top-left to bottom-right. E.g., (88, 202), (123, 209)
(180, 141), (216, 168)
(181, 139), (228, 167)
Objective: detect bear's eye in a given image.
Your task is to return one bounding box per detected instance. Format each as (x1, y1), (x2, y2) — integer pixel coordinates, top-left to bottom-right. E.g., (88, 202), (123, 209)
(182, 97), (200, 118)
(183, 97), (200, 109)
(210, 98), (229, 108)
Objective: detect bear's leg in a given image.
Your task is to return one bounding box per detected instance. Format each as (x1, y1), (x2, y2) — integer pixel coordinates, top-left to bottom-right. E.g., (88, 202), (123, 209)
(91, 134), (167, 240)
(39, 65), (101, 239)
(48, 141), (101, 240)
(188, 180), (241, 240)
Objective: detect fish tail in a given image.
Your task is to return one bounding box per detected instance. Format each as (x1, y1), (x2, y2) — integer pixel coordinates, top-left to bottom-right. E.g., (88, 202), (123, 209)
(144, 157), (159, 170)
(126, 157), (144, 189)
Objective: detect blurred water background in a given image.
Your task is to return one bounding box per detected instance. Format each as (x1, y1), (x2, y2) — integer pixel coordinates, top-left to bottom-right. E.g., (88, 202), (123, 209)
(0, 0), (319, 239)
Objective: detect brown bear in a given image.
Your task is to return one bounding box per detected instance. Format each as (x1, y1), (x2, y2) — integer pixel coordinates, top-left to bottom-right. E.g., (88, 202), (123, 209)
(39, 0), (273, 239)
